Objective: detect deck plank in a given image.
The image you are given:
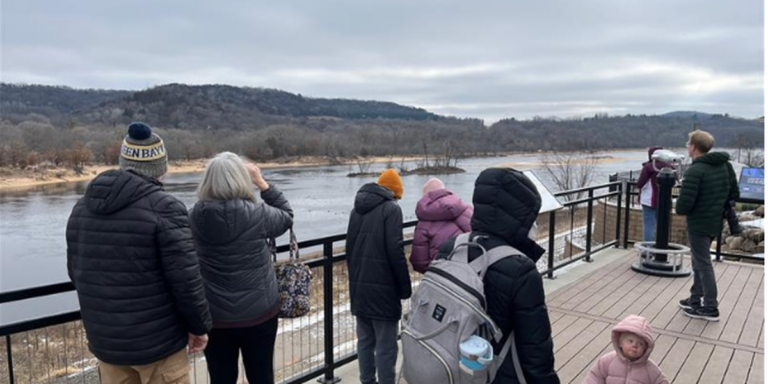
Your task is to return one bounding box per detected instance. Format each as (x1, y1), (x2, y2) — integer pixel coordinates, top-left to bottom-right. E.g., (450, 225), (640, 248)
(697, 346), (734, 384)
(603, 274), (661, 319)
(619, 274), (673, 319)
(672, 342), (714, 383)
(697, 264), (744, 340)
(747, 351), (764, 384)
(583, 272), (649, 317)
(569, 343), (614, 384)
(547, 255), (633, 306)
(739, 276), (764, 347)
(554, 320), (610, 369)
(557, 262), (638, 311)
(658, 338), (695, 382)
(551, 314), (580, 337)
(544, 251), (763, 384)
(722, 350), (753, 384)
(654, 263), (735, 332)
(721, 268), (762, 344)
(548, 310), (567, 324)
(553, 318), (594, 353)
(566, 266), (641, 312)
(555, 325), (612, 383)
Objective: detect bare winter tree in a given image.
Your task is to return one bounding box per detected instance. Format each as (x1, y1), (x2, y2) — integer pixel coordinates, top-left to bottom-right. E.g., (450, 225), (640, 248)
(539, 151), (599, 201)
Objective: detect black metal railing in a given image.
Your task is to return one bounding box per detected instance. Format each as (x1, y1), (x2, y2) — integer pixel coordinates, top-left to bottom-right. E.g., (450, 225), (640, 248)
(615, 174), (764, 263)
(1, 178), (761, 383)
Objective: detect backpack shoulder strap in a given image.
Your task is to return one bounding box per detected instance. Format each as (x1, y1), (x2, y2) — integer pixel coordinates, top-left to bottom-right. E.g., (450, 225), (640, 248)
(446, 233), (473, 263)
(489, 330), (526, 384)
(469, 244), (522, 279)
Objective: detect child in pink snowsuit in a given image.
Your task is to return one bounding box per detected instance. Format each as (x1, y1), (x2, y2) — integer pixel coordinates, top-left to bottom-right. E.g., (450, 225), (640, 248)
(585, 315), (668, 384)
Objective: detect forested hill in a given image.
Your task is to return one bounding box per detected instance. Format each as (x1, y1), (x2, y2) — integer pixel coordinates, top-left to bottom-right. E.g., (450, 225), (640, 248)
(0, 82), (763, 166)
(1, 83), (131, 116)
(1, 83), (442, 128)
(488, 114), (764, 151)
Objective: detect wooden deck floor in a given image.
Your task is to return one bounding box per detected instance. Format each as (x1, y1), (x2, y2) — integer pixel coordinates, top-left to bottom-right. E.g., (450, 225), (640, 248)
(548, 252), (764, 384)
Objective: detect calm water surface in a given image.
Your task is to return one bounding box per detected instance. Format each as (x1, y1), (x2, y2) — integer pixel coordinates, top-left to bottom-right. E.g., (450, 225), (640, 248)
(0, 150), (650, 323)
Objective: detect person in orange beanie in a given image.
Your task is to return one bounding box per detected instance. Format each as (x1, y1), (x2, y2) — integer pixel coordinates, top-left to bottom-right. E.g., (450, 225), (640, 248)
(346, 168), (410, 384)
(377, 168), (403, 199)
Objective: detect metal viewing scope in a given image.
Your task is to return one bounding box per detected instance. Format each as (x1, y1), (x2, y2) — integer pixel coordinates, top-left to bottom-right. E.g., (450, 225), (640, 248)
(651, 149), (685, 172)
(632, 148), (691, 277)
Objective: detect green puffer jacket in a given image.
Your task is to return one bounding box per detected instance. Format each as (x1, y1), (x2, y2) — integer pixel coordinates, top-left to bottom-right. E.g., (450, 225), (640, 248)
(675, 152), (739, 236)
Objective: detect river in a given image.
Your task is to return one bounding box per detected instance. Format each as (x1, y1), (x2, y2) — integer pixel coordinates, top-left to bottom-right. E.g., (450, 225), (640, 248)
(0, 150), (651, 324)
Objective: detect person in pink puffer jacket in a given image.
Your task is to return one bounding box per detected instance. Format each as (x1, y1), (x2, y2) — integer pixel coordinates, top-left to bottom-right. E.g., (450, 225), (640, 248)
(585, 315), (669, 384)
(410, 178), (473, 273)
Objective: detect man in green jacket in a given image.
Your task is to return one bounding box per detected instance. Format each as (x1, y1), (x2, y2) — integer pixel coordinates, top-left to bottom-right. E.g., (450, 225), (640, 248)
(675, 130), (739, 322)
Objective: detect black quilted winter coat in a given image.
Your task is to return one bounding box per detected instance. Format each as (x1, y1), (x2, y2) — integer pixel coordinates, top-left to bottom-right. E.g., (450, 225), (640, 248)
(189, 186), (293, 327)
(437, 168), (560, 384)
(66, 170), (212, 365)
(346, 183), (412, 321)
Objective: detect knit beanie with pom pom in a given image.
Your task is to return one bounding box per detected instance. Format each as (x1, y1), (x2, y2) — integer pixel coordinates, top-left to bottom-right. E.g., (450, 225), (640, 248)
(119, 122), (168, 179)
(377, 168), (403, 200)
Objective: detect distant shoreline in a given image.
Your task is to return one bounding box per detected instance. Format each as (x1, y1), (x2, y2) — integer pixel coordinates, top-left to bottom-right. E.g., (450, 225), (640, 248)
(0, 149), (652, 192)
(0, 155), (425, 192)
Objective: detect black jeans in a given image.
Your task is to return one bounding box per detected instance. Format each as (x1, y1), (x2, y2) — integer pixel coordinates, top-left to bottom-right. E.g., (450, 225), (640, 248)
(204, 315), (279, 384)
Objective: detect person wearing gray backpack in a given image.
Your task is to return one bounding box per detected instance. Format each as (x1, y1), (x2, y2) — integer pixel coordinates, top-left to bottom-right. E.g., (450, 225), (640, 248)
(414, 167), (559, 384)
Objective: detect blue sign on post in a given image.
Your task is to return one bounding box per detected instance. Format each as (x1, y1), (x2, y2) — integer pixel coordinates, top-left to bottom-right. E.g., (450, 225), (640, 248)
(738, 167), (764, 203)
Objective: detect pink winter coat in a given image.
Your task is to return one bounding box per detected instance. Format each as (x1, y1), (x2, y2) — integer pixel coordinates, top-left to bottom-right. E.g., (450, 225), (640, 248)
(585, 315), (668, 384)
(410, 189), (472, 273)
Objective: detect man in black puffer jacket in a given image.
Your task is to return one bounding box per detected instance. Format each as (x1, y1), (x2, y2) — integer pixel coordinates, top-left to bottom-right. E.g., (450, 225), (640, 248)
(66, 123), (211, 384)
(346, 169), (412, 384)
(437, 168), (560, 384)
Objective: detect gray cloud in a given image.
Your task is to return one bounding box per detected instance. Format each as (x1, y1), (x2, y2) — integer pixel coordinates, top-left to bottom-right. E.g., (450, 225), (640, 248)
(1, 0), (763, 122)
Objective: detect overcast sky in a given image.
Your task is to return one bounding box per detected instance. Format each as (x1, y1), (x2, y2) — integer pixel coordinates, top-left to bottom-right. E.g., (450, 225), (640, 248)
(1, 0), (764, 122)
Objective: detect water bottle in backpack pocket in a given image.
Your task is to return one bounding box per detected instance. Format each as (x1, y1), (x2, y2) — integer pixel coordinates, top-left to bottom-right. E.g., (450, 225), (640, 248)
(401, 233), (526, 384)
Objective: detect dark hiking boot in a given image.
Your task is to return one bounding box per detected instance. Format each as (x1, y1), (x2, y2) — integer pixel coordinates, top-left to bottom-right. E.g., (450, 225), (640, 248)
(678, 297), (701, 310)
(683, 306), (719, 322)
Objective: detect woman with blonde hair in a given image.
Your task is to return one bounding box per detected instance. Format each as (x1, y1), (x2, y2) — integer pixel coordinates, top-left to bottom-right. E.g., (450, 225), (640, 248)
(189, 152), (293, 384)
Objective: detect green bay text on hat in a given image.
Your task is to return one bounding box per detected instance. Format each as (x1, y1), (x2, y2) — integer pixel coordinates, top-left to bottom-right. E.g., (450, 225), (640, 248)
(119, 122), (168, 178)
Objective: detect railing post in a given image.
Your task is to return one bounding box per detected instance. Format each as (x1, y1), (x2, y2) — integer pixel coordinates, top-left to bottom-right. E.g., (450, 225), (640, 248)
(615, 181), (623, 247)
(585, 189), (594, 262)
(6, 334), (13, 384)
(547, 211), (556, 279)
(623, 181), (631, 249)
(319, 241), (341, 384)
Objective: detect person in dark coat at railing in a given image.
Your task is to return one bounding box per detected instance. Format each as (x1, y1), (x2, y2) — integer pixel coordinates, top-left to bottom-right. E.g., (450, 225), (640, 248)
(436, 168), (560, 384)
(66, 122), (211, 384)
(189, 152), (293, 384)
(346, 168), (412, 384)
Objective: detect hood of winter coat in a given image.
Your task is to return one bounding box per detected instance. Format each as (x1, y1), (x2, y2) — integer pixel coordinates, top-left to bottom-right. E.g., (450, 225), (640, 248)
(84, 170), (162, 215)
(354, 183), (395, 215)
(416, 189), (470, 222)
(470, 168), (545, 261)
(190, 199), (258, 244)
(695, 151), (731, 166)
(611, 315), (655, 364)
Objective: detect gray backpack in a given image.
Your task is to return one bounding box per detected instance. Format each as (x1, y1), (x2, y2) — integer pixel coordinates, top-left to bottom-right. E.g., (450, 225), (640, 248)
(401, 233), (527, 384)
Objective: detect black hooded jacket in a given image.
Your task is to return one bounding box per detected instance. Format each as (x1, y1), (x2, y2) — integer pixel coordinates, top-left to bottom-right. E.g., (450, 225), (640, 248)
(189, 186), (293, 327)
(346, 183), (412, 321)
(437, 168), (560, 384)
(66, 170), (212, 365)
